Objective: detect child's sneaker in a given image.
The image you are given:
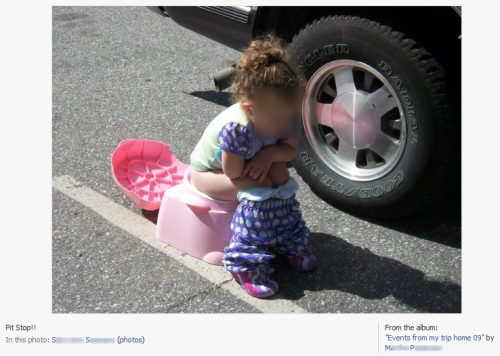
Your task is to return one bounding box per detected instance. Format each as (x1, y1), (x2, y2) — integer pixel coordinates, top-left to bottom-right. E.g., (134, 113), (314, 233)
(287, 249), (317, 272)
(230, 270), (278, 298)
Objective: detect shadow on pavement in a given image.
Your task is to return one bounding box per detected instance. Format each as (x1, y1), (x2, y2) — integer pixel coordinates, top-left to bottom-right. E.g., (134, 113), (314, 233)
(271, 232), (461, 313)
(182, 90), (232, 107)
(141, 208), (460, 313)
(142, 209), (159, 224)
(360, 188), (461, 249)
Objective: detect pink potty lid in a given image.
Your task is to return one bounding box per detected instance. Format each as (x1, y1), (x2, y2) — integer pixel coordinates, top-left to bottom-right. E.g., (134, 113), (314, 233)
(111, 139), (188, 210)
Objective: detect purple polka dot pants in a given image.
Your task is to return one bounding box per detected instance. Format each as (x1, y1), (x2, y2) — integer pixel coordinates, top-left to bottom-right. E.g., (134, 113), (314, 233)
(222, 194), (311, 275)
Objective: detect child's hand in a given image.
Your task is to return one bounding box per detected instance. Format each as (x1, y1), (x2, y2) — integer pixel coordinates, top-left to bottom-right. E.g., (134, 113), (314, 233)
(241, 151), (274, 183)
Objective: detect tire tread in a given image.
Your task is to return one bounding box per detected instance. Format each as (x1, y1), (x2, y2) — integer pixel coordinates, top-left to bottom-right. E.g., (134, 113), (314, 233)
(288, 14), (458, 218)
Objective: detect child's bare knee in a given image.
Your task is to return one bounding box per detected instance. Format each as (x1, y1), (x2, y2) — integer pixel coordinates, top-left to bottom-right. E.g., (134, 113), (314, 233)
(244, 175), (273, 188)
(269, 162), (290, 187)
(260, 175), (273, 188)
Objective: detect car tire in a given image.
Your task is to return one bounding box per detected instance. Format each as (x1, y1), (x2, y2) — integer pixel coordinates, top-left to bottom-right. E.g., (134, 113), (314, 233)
(287, 15), (459, 218)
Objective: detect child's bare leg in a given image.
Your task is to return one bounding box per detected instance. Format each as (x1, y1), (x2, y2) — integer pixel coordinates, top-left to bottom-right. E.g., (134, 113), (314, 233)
(267, 162), (290, 188)
(191, 169), (272, 201)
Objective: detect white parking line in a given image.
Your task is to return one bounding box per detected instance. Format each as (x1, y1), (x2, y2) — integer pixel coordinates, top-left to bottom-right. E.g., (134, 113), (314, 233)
(52, 175), (308, 314)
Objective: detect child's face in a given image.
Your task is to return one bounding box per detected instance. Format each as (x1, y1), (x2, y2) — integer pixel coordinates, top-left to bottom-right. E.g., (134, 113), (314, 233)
(244, 89), (301, 138)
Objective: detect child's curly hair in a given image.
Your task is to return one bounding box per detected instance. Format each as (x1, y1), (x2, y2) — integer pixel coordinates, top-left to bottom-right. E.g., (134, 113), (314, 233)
(231, 33), (306, 103)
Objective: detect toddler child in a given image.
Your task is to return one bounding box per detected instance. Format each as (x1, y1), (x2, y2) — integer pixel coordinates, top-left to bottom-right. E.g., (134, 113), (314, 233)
(189, 34), (316, 298)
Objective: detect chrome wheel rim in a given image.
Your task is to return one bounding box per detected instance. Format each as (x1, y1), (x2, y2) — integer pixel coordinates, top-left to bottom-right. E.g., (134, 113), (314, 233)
(303, 60), (407, 181)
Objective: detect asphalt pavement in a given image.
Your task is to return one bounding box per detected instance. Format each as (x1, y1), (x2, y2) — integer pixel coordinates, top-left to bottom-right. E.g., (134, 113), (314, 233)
(52, 6), (461, 313)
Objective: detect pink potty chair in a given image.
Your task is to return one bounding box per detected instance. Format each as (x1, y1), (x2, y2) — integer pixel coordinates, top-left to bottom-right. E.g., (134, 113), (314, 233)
(156, 167), (239, 265)
(111, 139), (188, 210)
(111, 139), (238, 266)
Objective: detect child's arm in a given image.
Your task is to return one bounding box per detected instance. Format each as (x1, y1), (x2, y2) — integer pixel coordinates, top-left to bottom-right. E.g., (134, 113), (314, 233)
(241, 138), (298, 182)
(221, 150), (245, 179)
(217, 122), (252, 179)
